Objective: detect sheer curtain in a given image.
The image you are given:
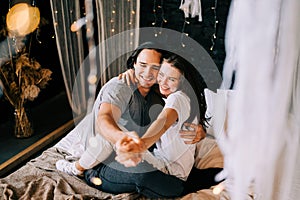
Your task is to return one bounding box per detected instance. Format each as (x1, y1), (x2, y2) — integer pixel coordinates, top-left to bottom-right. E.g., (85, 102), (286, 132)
(50, 0), (140, 117)
(220, 0), (300, 199)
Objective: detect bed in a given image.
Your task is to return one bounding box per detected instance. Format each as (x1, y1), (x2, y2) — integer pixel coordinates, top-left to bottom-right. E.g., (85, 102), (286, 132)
(0, 139), (225, 200)
(0, 89), (250, 200)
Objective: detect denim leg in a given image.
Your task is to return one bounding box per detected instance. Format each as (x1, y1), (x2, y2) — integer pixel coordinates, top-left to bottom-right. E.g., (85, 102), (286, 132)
(85, 163), (136, 194)
(84, 161), (185, 198)
(183, 167), (224, 195)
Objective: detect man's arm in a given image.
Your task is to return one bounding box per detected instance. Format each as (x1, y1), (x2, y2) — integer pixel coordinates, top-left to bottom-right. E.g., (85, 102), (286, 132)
(179, 123), (206, 144)
(96, 102), (128, 144)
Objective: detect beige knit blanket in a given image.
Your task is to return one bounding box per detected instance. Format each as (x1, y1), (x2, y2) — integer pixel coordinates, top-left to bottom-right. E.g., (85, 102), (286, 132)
(0, 138), (235, 200)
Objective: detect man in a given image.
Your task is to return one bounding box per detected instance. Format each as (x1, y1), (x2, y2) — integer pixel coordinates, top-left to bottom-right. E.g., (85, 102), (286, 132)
(56, 42), (172, 176)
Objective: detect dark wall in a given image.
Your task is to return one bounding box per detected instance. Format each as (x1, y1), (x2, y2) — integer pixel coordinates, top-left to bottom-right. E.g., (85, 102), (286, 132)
(140, 0), (231, 73)
(0, 0), (231, 123)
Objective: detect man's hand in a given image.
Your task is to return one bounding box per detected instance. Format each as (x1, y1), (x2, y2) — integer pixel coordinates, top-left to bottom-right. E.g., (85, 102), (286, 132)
(115, 132), (146, 167)
(118, 69), (137, 86)
(180, 123), (206, 144)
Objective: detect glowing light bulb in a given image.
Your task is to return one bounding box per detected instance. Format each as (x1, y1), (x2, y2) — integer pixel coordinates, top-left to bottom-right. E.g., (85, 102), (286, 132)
(88, 75), (97, 84)
(91, 177), (102, 185)
(213, 183), (224, 195)
(70, 17), (86, 32)
(6, 3), (40, 36)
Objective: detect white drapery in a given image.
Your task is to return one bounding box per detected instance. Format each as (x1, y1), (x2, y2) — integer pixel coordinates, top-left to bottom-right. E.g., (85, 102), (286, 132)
(220, 0), (300, 199)
(50, 0), (140, 117)
(179, 0), (202, 21)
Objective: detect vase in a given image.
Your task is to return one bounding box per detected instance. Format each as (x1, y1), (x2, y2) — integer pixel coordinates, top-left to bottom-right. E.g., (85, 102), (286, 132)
(14, 106), (33, 138)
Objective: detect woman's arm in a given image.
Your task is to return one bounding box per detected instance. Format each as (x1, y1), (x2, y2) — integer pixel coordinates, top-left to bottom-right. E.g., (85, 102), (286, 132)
(141, 108), (178, 149)
(115, 107), (178, 167)
(118, 69), (137, 86)
(116, 108), (178, 154)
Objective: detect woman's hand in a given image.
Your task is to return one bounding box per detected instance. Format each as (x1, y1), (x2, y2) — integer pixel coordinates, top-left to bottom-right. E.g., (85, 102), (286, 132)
(118, 69), (137, 86)
(179, 123), (206, 144)
(115, 133), (146, 167)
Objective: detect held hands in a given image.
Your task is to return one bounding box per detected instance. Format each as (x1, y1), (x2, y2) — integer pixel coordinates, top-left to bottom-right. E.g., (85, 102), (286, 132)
(118, 69), (137, 86)
(115, 131), (147, 167)
(180, 123), (206, 144)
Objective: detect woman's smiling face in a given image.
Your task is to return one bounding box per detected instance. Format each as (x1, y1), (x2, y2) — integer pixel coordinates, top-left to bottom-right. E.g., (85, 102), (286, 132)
(157, 61), (182, 97)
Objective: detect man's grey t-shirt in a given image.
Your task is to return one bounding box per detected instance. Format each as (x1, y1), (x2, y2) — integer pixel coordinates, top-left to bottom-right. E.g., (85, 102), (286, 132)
(95, 77), (165, 137)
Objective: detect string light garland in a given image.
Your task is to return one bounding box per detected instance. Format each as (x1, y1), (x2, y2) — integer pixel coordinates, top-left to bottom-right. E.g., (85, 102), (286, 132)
(159, 0), (168, 30)
(35, 27), (42, 44)
(210, 0), (218, 51)
(110, 0), (116, 33)
(84, 0), (97, 113)
(179, 0), (219, 51)
(152, 0), (158, 37)
(180, 19), (190, 47)
(151, 0), (168, 37)
(128, 0), (134, 46)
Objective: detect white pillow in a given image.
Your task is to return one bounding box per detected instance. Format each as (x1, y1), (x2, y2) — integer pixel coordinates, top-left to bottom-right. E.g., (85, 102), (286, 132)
(204, 88), (235, 138)
(204, 88), (217, 137)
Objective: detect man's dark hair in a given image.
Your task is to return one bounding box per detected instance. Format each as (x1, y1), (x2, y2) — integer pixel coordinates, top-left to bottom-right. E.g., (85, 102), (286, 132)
(126, 41), (165, 69)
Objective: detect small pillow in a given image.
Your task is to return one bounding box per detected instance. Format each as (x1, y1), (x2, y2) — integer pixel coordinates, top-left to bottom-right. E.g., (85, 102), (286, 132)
(204, 88), (235, 138)
(204, 88), (217, 137)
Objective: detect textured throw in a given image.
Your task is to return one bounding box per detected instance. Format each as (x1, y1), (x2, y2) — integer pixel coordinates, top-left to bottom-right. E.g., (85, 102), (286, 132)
(0, 141), (231, 200)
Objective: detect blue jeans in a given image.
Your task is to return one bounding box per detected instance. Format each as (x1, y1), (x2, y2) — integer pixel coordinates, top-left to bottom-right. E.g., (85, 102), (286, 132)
(0, 85), (3, 98)
(84, 160), (185, 198)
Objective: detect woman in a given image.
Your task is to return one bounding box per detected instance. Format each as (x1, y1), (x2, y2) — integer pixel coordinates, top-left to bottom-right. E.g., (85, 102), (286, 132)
(115, 53), (206, 181)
